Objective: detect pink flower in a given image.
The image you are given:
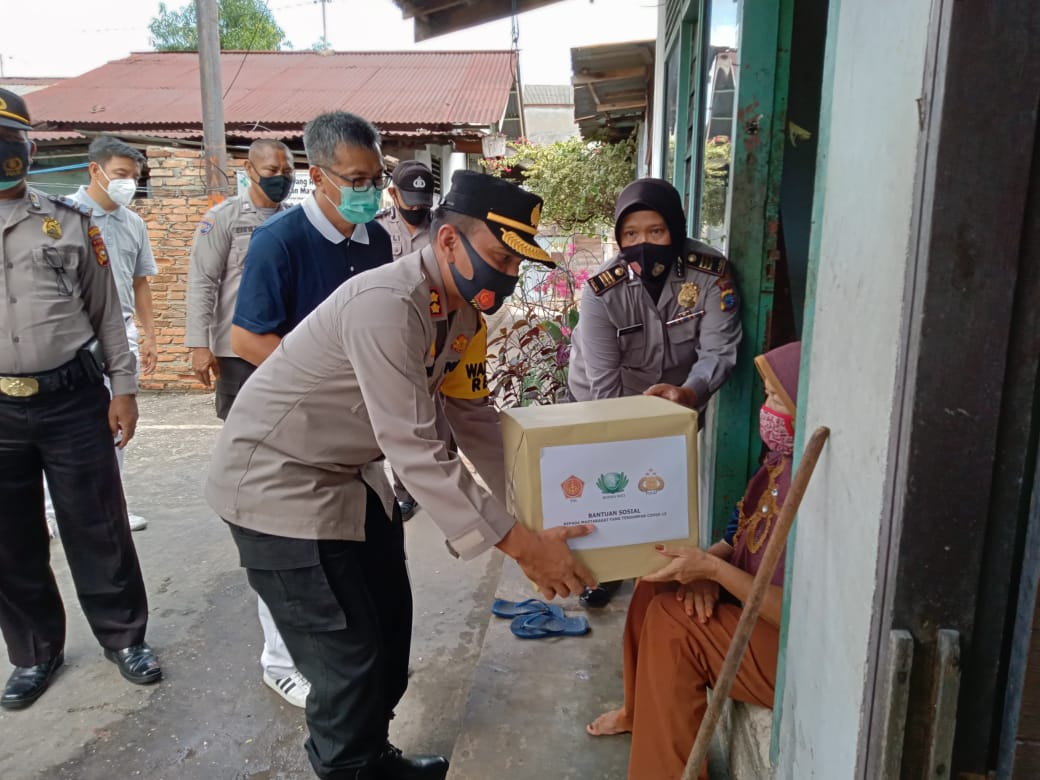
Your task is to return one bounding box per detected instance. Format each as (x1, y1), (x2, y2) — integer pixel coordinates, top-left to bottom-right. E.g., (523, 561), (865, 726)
(561, 326), (572, 337)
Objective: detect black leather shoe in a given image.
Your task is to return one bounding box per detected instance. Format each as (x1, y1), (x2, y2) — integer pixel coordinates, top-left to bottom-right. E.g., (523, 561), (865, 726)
(1, 652), (64, 710)
(103, 643), (162, 685)
(373, 743), (448, 780)
(580, 580), (623, 608)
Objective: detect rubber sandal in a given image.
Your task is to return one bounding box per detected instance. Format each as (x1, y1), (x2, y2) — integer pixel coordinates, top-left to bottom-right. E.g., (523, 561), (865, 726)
(510, 612), (590, 639)
(491, 598), (565, 619)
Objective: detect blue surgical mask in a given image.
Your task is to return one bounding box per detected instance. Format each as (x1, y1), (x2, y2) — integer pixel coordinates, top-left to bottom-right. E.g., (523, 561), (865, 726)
(0, 139), (30, 189)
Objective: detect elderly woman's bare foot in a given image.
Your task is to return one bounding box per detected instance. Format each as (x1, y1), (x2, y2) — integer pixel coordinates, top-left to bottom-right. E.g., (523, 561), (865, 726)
(586, 708), (631, 736)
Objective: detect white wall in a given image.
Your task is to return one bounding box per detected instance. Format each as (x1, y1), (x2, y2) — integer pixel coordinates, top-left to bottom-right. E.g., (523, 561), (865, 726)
(775, 0), (933, 776)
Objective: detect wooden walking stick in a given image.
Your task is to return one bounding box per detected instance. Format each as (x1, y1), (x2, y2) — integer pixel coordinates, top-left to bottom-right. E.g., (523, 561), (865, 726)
(681, 426), (831, 780)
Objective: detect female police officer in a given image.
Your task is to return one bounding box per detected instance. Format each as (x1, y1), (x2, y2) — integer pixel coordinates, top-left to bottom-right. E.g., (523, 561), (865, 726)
(568, 177), (742, 606)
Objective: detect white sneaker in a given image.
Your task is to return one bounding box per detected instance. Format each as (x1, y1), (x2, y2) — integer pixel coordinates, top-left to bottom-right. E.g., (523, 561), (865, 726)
(128, 514), (148, 531)
(263, 668), (311, 708)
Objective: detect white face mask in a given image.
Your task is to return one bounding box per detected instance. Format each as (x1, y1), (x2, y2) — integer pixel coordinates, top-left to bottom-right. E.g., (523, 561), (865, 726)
(100, 168), (137, 207)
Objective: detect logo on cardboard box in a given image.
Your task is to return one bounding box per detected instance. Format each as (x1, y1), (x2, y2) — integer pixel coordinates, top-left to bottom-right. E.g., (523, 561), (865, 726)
(596, 472), (629, 494)
(561, 475), (585, 499)
(638, 470), (665, 494)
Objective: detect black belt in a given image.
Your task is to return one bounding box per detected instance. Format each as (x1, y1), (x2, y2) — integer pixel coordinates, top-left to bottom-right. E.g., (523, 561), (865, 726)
(0, 356), (99, 399)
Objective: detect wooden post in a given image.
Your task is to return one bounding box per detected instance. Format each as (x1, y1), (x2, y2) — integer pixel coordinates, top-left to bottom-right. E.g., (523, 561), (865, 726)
(195, 0), (228, 207)
(682, 426), (830, 780)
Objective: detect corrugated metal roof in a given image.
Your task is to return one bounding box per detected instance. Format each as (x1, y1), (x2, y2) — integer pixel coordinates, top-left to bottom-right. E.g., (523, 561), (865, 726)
(26, 50), (518, 129)
(571, 40), (654, 142)
(523, 84), (572, 106)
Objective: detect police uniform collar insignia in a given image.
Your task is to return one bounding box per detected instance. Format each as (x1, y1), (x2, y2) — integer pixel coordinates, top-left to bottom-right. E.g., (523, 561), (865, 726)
(42, 217), (62, 239)
(429, 286), (445, 319)
(677, 282), (699, 309)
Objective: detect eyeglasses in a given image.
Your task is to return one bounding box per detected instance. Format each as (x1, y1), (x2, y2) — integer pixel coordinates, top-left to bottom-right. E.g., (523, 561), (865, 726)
(42, 247), (73, 297)
(321, 167), (390, 193)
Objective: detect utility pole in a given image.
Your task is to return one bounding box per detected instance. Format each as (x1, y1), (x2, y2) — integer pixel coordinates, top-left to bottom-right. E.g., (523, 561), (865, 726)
(196, 0), (228, 206)
(320, 0), (330, 44)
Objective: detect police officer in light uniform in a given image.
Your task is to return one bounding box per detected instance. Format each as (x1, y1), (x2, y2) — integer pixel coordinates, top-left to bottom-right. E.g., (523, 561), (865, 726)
(568, 177), (742, 606)
(377, 158), (438, 516)
(376, 158), (433, 259)
(0, 88), (161, 711)
(186, 138), (295, 418)
(205, 170), (596, 780)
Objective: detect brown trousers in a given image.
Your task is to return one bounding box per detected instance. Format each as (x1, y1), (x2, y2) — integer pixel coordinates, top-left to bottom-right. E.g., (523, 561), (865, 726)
(620, 581), (779, 780)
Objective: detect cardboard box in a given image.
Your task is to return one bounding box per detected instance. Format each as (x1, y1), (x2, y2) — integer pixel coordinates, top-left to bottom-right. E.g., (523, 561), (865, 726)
(501, 395), (699, 583)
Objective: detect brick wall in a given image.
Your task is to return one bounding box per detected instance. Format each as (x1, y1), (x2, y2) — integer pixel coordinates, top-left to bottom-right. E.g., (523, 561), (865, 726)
(135, 146), (243, 391)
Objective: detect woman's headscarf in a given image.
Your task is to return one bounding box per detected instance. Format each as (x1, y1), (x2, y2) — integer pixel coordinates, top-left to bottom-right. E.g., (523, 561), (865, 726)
(730, 341), (802, 585)
(613, 178), (687, 249)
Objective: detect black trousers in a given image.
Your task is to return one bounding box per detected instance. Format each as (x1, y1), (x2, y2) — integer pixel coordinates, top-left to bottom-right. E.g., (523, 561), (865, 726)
(214, 356), (255, 421)
(0, 383), (148, 667)
(228, 488), (412, 779)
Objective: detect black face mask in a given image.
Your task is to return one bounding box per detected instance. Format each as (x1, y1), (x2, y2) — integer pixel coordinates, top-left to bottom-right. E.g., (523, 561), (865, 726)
(450, 231), (519, 316)
(399, 206), (430, 227)
(0, 139), (31, 190)
(255, 174), (293, 203)
(619, 242), (676, 281)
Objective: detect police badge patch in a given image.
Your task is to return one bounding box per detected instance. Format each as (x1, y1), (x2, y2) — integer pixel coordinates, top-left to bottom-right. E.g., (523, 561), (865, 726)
(88, 225), (109, 267)
(42, 217), (62, 239)
(198, 220), (214, 235)
(677, 282), (699, 309)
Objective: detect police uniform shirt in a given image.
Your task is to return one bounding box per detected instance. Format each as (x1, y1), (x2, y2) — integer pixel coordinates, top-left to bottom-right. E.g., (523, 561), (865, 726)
(0, 187), (136, 395)
(568, 250), (742, 404)
(232, 194), (392, 337)
(205, 245), (510, 561)
(69, 186), (156, 323)
(375, 206), (431, 259)
(186, 193), (284, 357)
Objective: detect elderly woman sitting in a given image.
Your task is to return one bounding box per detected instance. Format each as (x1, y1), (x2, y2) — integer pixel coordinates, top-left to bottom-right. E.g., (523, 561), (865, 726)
(587, 341), (801, 780)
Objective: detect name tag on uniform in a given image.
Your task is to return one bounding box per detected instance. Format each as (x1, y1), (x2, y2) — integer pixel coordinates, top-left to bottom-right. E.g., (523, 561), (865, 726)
(617, 323), (643, 337)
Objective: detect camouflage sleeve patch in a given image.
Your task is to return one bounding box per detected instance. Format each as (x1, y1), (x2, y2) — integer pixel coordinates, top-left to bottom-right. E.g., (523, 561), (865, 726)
(586, 263), (628, 296)
(686, 252), (728, 277)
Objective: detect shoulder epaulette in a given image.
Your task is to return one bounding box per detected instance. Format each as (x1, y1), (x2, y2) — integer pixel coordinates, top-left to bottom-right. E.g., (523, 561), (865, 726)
(685, 252), (728, 277)
(586, 263), (629, 296)
(46, 193), (92, 217)
(374, 207), (391, 220)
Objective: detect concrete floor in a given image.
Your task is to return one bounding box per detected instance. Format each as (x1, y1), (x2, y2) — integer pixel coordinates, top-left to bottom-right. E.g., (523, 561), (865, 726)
(0, 392), (501, 780)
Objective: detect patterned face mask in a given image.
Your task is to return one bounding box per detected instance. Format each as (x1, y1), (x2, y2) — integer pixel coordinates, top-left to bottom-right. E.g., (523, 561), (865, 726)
(760, 404), (795, 455)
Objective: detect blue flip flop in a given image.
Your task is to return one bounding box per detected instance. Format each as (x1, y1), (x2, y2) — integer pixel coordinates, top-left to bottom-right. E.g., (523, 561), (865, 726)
(510, 612), (590, 639)
(491, 598), (565, 619)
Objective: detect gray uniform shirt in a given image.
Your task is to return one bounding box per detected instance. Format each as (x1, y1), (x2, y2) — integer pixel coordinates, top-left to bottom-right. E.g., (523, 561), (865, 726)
(0, 188), (136, 395)
(205, 245), (512, 560)
(375, 207), (431, 259)
(568, 252), (742, 405)
(70, 186), (156, 322)
(186, 194), (282, 356)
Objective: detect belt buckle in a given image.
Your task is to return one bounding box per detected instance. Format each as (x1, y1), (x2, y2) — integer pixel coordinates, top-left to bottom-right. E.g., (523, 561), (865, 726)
(0, 377), (40, 397)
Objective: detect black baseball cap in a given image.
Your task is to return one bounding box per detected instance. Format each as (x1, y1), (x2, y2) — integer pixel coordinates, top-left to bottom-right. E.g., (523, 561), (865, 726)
(440, 170), (553, 267)
(0, 88), (33, 131)
(392, 159), (434, 207)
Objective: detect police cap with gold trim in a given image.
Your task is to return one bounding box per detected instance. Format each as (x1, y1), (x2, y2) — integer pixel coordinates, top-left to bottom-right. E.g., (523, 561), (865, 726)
(439, 170), (554, 267)
(0, 88), (33, 131)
